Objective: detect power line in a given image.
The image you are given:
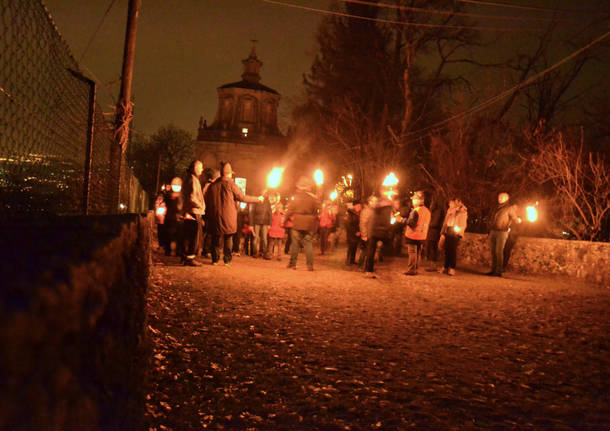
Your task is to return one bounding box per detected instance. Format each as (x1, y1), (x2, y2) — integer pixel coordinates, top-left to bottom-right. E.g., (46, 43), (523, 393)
(262, 0), (540, 32)
(340, 0), (575, 23)
(399, 30), (610, 143)
(455, 0), (608, 15)
(79, 0), (118, 63)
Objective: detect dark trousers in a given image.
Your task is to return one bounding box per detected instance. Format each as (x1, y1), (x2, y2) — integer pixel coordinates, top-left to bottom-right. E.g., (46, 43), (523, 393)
(503, 233), (519, 269)
(243, 234), (254, 255)
(365, 236), (390, 273)
(443, 233), (460, 269)
(183, 215), (202, 259)
(211, 233), (235, 264)
(289, 229), (313, 267)
(157, 223), (168, 250)
(426, 228), (441, 261)
(163, 220), (180, 255)
(319, 226), (331, 254)
(284, 228), (292, 254)
(346, 239), (361, 265)
(489, 229), (509, 274)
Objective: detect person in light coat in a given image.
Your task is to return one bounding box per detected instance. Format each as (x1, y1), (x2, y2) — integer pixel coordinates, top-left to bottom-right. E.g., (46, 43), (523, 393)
(438, 199), (468, 276)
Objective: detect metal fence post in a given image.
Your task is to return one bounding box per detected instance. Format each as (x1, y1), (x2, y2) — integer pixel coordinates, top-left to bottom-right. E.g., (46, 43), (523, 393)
(68, 69), (96, 215)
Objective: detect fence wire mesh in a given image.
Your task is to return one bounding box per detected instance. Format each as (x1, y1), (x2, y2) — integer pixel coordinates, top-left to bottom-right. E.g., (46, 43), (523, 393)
(0, 0), (147, 216)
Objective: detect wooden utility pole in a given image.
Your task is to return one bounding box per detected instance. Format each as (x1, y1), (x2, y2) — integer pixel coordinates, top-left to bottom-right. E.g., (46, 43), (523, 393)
(114, 0), (142, 211)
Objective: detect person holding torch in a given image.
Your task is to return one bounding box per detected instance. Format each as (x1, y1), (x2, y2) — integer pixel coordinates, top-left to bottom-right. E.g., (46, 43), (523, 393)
(487, 192), (520, 277)
(438, 199), (468, 276)
(403, 191), (431, 276)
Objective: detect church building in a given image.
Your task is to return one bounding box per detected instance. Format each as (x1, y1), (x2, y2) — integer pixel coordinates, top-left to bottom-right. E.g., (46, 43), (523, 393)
(196, 45), (287, 194)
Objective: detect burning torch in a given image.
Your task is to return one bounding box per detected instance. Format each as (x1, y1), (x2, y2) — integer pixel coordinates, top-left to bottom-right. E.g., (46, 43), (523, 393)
(314, 169), (324, 187)
(267, 167), (284, 189)
(382, 172), (399, 200)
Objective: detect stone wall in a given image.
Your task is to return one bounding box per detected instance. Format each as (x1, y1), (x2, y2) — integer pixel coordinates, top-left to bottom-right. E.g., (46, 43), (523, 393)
(0, 214), (152, 431)
(459, 233), (610, 285)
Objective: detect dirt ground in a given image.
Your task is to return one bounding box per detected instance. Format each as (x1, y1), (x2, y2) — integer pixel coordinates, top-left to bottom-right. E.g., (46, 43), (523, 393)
(144, 246), (609, 431)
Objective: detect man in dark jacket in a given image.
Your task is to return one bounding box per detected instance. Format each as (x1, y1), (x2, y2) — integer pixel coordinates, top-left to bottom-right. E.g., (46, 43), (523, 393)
(204, 162), (261, 266)
(364, 193), (394, 277)
(251, 192), (272, 259)
(425, 195), (446, 262)
(487, 192), (520, 276)
(345, 200), (362, 266)
(286, 176), (319, 271)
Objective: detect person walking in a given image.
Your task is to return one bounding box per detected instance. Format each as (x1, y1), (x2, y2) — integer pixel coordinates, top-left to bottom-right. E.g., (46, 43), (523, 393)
(363, 192), (393, 278)
(204, 161), (261, 266)
(438, 199), (468, 275)
(345, 200), (362, 266)
(268, 193), (285, 261)
(487, 192), (520, 276)
(286, 176), (319, 271)
(318, 201), (335, 255)
(425, 195), (446, 263)
(358, 195), (376, 269)
(163, 177), (183, 257)
(182, 161), (205, 266)
(252, 191), (272, 259)
(403, 191), (431, 276)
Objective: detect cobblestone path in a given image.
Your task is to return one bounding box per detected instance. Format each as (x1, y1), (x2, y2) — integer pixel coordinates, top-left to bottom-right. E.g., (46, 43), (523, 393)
(145, 248), (609, 430)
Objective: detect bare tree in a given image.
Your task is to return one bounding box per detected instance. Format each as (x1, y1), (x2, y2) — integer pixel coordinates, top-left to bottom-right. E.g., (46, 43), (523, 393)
(527, 128), (609, 241)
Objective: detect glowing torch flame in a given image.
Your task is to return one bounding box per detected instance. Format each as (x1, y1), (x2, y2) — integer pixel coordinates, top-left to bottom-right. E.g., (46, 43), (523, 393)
(329, 190), (338, 201)
(240, 202), (247, 210)
(267, 167), (284, 189)
(156, 207), (166, 216)
(382, 172), (399, 187)
(526, 205), (538, 222)
(314, 169), (324, 186)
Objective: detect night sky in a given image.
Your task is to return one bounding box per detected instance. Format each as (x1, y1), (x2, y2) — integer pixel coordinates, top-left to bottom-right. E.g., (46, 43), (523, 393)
(44, 0), (608, 137)
(44, 0), (327, 136)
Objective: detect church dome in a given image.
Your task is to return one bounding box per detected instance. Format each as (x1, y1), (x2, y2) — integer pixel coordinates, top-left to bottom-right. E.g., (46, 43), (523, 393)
(198, 44), (282, 141)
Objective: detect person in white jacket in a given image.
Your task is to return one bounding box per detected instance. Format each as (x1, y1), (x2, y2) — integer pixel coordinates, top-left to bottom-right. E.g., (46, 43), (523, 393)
(438, 199), (468, 276)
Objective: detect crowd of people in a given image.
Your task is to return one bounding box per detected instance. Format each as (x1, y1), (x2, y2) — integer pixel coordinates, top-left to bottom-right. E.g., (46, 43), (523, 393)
(155, 159), (523, 277)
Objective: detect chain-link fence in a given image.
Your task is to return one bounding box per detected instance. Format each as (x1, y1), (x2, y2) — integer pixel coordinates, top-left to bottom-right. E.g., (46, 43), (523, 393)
(0, 0), (147, 217)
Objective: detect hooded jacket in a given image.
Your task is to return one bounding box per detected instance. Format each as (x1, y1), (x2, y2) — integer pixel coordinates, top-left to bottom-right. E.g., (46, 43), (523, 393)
(286, 190), (319, 232)
(204, 176), (259, 235)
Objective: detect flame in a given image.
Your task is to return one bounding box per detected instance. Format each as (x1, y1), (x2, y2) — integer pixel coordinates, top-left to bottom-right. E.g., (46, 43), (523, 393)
(240, 202), (247, 210)
(382, 172), (399, 187)
(329, 190), (338, 201)
(171, 184), (181, 192)
(314, 169), (324, 186)
(391, 216), (396, 225)
(267, 167), (284, 188)
(526, 205), (538, 222)
(156, 207), (166, 216)
(453, 226), (460, 233)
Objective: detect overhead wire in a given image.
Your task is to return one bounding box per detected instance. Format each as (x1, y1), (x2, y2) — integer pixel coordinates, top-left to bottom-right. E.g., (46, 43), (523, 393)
(340, 0), (575, 23)
(455, 0), (608, 15)
(398, 29), (610, 144)
(79, 0), (118, 63)
(262, 0), (541, 32)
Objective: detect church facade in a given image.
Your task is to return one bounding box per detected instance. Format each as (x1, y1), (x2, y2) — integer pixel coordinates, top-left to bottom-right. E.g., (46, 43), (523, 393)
(196, 46), (287, 194)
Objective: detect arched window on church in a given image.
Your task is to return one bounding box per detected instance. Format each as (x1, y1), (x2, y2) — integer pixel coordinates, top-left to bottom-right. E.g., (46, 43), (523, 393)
(220, 97), (234, 125)
(239, 97), (257, 124)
